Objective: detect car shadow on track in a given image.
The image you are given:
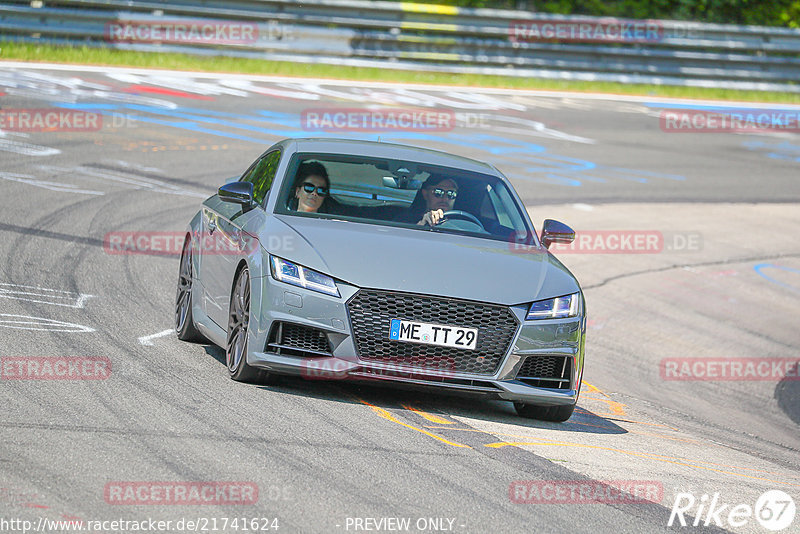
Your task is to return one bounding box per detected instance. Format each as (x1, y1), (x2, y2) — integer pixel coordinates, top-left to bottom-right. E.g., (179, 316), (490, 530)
(201, 345), (626, 433)
(219, 363), (630, 435)
(204, 345), (227, 365)
(775, 362), (800, 426)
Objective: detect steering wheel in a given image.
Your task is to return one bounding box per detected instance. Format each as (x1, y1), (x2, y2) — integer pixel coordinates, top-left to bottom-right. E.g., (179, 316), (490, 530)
(441, 210), (485, 231)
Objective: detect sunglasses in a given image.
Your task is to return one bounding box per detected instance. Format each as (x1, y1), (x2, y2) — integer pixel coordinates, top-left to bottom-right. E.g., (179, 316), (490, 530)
(432, 188), (457, 200)
(301, 182), (328, 196)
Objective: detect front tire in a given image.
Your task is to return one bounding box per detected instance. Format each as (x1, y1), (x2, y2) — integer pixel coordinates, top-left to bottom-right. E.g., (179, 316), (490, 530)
(226, 266), (272, 383)
(175, 236), (206, 342)
(514, 402), (576, 422)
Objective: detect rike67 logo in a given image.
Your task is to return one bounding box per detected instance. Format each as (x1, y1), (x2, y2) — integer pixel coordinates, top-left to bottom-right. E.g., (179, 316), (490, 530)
(669, 490), (796, 531)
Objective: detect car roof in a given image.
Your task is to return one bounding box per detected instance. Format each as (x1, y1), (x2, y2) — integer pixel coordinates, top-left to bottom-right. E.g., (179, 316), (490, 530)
(284, 138), (500, 176)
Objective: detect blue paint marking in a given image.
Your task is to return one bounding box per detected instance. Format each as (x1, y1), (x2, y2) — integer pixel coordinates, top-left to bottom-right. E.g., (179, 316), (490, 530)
(767, 152), (800, 163)
(52, 101), (687, 187)
(122, 104), (305, 136)
(753, 263), (800, 293)
(743, 140), (800, 164)
(53, 103), (271, 143)
(389, 319), (401, 340)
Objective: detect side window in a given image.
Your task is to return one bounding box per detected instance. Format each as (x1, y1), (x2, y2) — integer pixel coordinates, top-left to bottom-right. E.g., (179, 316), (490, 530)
(240, 150), (281, 205)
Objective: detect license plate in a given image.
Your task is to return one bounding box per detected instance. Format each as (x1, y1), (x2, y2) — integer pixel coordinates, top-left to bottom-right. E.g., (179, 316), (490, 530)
(388, 319), (478, 350)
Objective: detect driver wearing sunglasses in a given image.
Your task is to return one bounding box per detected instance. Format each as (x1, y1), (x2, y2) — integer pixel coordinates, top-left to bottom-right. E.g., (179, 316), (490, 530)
(293, 161), (330, 213)
(416, 177), (459, 226)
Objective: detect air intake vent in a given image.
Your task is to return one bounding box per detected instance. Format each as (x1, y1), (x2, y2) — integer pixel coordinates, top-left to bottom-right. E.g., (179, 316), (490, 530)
(267, 322), (332, 357)
(516, 355), (572, 389)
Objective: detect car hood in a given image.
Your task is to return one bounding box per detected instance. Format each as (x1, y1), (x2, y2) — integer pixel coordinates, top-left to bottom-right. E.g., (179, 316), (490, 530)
(260, 215), (580, 306)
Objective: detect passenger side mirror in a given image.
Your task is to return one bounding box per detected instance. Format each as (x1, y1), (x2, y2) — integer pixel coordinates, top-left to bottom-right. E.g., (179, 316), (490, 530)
(219, 182), (254, 207)
(541, 219), (575, 249)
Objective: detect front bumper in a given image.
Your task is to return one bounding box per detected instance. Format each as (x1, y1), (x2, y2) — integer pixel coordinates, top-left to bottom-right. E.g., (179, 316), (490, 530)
(247, 275), (585, 406)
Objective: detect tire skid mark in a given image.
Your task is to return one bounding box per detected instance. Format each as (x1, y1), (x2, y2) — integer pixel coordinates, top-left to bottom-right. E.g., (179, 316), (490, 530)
(401, 404), (457, 425)
(583, 252), (800, 291)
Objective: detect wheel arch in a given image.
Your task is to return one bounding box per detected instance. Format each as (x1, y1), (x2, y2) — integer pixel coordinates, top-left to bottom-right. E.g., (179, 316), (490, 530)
(231, 258), (250, 294)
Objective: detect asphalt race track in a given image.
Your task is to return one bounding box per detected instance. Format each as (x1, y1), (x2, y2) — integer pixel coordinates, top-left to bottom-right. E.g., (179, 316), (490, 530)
(0, 62), (799, 534)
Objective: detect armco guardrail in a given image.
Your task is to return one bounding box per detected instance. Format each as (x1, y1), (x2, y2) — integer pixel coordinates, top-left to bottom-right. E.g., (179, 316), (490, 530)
(1, 0), (799, 92)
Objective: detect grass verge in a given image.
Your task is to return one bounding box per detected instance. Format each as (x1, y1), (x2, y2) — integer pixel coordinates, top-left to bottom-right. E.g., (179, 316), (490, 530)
(2, 41), (799, 104)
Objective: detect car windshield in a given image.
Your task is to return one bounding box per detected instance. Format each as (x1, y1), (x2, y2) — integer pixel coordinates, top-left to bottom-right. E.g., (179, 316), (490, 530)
(276, 152), (534, 244)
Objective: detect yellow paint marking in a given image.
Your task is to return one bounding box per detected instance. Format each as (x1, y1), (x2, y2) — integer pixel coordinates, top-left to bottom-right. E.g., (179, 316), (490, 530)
(400, 21), (459, 32)
(583, 398), (627, 416)
(483, 441), (800, 487)
(582, 381), (602, 394)
(423, 426), (799, 480)
(398, 52), (461, 61)
(581, 381), (627, 416)
(402, 405), (455, 425)
(400, 2), (458, 15)
(355, 397), (471, 448)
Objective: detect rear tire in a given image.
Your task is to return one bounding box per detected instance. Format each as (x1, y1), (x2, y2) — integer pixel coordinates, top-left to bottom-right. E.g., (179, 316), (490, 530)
(175, 236), (206, 343)
(226, 266), (274, 384)
(514, 402), (576, 422)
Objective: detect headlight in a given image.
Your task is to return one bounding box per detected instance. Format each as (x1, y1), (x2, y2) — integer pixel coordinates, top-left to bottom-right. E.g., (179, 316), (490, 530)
(526, 293), (581, 320)
(270, 256), (340, 297)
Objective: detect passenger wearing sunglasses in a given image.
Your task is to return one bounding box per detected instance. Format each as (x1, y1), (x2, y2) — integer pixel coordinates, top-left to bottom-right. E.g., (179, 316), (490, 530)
(402, 176), (459, 226)
(293, 161), (330, 213)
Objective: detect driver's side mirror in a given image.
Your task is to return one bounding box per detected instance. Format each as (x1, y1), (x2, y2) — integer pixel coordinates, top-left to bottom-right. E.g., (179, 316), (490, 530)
(219, 182), (254, 207)
(541, 219), (575, 249)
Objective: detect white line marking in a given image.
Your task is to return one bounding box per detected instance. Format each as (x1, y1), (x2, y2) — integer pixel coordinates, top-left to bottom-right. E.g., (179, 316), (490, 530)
(0, 139), (60, 157)
(0, 283), (96, 308)
(573, 203), (594, 211)
(2, 61), (796, 107)
(138, 329), (174, 346)
(0, 314), (95, 333)
(0, 172), (104, 195)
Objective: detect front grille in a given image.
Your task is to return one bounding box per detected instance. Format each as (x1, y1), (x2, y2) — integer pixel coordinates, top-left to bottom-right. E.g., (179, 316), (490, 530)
(347, 289), (518, 375)
(516, 355), (572, 389)
(267, 322), (332, 357)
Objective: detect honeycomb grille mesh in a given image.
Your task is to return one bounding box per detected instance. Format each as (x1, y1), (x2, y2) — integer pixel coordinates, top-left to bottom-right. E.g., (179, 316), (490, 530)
(517, 355), (571, 389)
(268, 323), (331, 355)
(347, 290), (518, 375)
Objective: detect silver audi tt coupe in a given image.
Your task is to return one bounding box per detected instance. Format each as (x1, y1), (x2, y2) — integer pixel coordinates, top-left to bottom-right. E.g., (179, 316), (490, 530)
(176, 138), (586, 421)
